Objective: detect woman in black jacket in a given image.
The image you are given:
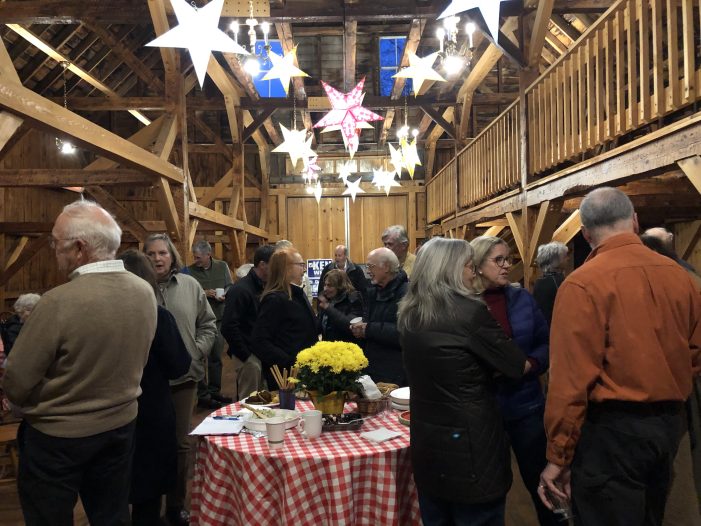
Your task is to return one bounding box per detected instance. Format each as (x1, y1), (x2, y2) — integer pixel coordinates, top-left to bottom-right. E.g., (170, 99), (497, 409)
(398, 238), (525, 526)
(118, 249), (192, 526)
(318, 269), (363, 343)
(252, 247), (318, 388)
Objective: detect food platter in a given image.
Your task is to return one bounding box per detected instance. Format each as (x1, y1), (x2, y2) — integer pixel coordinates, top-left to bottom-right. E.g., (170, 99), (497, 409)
(235, 408), (300, 432)
(241, 390), (279, 408)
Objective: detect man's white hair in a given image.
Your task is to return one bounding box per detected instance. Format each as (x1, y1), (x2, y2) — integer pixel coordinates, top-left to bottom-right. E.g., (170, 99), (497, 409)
(62, 200), (122, 260)
(370, 247), (400, 274)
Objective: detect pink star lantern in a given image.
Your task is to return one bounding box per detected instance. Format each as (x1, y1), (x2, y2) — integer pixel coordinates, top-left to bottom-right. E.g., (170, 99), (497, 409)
(313, 77), (383, 159)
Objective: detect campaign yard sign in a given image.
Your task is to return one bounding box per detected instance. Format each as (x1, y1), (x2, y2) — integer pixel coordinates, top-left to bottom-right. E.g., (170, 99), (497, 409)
(307, 259), (332, 298)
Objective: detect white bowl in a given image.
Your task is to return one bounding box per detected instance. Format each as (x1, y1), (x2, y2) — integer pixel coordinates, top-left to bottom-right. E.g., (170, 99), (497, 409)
(391, 401), (410, 411)
(389, 387), (410, 404)
(235, 409), (300, 432)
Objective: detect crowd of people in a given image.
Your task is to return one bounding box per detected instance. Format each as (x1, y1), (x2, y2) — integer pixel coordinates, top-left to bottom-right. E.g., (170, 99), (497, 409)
(1, 187), (700, 526)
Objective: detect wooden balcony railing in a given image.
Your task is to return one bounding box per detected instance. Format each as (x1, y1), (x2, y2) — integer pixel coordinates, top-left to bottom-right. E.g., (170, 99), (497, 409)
(426, 0), (701, 225)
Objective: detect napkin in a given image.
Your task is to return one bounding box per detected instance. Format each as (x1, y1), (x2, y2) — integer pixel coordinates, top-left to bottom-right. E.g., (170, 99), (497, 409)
(190, 417), (246, 436)
(357, 375), (383, 400)
(360, 427), (403, 443)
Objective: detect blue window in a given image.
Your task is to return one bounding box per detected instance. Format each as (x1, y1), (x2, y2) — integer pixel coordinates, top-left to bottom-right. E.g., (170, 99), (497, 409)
(379, 36), (412, 97)
(253, 40), (286, 98)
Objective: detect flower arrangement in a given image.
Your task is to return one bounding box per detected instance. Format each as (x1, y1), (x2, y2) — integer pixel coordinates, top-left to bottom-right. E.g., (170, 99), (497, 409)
(294, 341), (368, 395)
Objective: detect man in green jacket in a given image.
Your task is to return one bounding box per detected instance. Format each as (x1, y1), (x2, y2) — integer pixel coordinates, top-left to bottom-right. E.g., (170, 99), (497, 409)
(188, 240), (233, 408)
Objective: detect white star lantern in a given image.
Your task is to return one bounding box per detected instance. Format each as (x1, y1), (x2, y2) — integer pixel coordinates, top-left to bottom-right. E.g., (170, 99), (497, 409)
(338, 161), (355, 184)
(392, 52), (446, 96)
(387, 143), (405, 178)
(272, 124), (314, 167)
(438, 0), (509, 40)
(314, 78), (383, 159)
(372, 169), (401, 196)
(343, 176), (365, 202)
(262, 45), (309, 96)
(146, 0), (249, 87)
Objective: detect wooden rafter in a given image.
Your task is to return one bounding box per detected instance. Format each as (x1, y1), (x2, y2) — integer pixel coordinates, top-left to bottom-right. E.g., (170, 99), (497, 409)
(6, 24), (151, 125)
(18, 24), (80, 83)
(0, 169), (153, 187)
(0, 235), (49, 287)
(0, 38), (24, 153)
(528, 0), (556, 66)
(343, 20), (357, 91)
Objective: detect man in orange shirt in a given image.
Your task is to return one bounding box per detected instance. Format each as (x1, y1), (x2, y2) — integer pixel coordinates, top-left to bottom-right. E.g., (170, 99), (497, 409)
(539, 187), (701, 525)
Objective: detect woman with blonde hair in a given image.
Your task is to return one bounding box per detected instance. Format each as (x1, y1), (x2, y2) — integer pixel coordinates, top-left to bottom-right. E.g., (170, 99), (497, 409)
(470, 236), (555, 526)
(251, 248), (318, 388)
(398, 237), (525, 525)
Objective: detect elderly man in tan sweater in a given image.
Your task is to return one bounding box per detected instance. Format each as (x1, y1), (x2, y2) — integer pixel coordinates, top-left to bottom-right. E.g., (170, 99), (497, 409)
(4, 201), (157, 526)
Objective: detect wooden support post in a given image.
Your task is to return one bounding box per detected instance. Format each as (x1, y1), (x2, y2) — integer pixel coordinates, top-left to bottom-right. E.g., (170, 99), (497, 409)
(0, 235), (50, 287)
(527, 200), (564, 265)
(678, 155), (701, 196)
(484, 225), (506, 237)
(4, 236), (29, 271)
(552, 210), (582, 245)
(505, 212), (526, 263)
(259, 146), (270, 233)
(677, 221), (701, 261)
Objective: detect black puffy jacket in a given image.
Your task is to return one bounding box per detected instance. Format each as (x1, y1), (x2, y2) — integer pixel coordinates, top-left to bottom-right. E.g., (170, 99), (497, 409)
(363, 271), (409, 384)
(319, 291), (364, 343)
(400, 294), (525, 504)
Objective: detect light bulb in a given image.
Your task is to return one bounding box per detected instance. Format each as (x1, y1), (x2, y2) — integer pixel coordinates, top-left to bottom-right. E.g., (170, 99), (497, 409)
(230, 21), (239, 32)
(465, 22), (476, 48)
(443, 55), (464, 76)
(412, 129), (419, 137)
(60, 141), (76, 154)
(444, 16), (460, 33)
(244, 57), (260, 76)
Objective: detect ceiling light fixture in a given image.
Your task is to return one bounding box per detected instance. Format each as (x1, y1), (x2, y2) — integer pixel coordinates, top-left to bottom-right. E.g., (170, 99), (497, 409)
(229, 0), (271, 76)
(56, 61), (76, 155)
(436, 16), (476, 76)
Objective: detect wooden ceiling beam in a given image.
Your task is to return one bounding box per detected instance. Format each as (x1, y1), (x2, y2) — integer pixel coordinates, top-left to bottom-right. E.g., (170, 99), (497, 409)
(18, 24), (80, 83)
(528, 0), (555, 67)
(550, 14), (582, 42)
(86, 23), (165, 94)
(343, 20), (357, 90)
(7, 24), (151, 125)
(380, 18), (425, 145)
(0, 80), (183, 182)
(274, 22), (314, 142)
(0, 169), (153, 187)
(33, 30), (102, 95)
(0, 37), (24, 155)
(419, 105), (456, 140)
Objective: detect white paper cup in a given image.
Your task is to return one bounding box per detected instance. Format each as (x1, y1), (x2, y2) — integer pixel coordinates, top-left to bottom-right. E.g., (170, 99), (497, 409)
(215, 287), (225, 299)
(265, 417), (287, 449)
(350, 317), (363, 325)
(297, 410), (323, 439)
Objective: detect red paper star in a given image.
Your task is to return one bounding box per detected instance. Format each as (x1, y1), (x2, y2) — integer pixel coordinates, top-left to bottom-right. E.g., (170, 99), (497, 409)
(313, 77), (383, 158)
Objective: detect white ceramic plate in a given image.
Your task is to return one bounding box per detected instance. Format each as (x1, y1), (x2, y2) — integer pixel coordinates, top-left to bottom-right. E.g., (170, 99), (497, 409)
(237, 409), (300, 432)
(389, 386), (410, 404)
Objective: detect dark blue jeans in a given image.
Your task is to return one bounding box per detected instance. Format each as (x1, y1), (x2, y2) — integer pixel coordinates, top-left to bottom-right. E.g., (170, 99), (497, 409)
(504, 409), (560, 526)
(418, 492), (505, 526)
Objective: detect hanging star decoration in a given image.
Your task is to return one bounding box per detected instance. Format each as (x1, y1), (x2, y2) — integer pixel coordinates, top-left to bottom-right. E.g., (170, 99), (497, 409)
(400, 136), (422, 179)
(146, 0), (249, 87)
(301, 154), (321, 184)
(313, 77), (383, 159)
(338, 161), (355, 185)
(343, 176), (365, 202)
(392, 52), (446, 96)
(262, 45), (309, 96)
(438, 0), (510, 40)
(387, 143), (405, 178)
(272, 123), (314, 167)
(313, 181), (323, 204)
(372, 169), (401, 196)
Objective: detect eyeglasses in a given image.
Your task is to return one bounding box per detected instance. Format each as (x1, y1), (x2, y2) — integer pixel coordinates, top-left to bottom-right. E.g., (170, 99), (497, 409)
(366, 263), (378, 270)
(488, 255), (513, 268)
(49, 236), (78, 249)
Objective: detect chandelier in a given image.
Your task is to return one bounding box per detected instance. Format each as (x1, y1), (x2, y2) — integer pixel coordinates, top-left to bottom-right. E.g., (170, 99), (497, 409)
(229, 0), (270, 76)
(436, 17), (476, 76)
(55, 61), (76, 155)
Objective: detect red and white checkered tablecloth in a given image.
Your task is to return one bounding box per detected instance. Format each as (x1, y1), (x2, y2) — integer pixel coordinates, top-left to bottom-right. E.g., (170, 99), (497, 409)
(191, 400), (422, 526)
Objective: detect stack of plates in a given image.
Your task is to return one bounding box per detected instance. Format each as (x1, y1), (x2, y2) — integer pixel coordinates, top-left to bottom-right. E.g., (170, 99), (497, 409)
(389, 387), (410, 411)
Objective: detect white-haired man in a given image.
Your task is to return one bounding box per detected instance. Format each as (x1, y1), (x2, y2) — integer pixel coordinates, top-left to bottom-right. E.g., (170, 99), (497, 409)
(351, 247), (409, 384)
(644, 226), (697, 273)
(539, 187), (701, 525)
(318, 244), (368, 297)
(382, 225), (416, 278)
(4, 201), (158, 525)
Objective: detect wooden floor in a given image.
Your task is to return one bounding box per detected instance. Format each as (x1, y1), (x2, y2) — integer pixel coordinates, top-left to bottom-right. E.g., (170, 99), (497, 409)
(0, 358), (539, 526)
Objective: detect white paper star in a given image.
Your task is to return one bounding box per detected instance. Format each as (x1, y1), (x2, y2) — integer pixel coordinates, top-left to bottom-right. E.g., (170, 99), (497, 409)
(374, 170), (402, 196)
(146, 0), (249, 87)
(371, 168), (386, 187)
(387, 143), (405, 178)
(313, 78), (383, 159)
(400, 137), (422, 179)
(338, 161), (355, 184)
(272, 124), (314, 167)
(438, 0), (509, 40)
(313, 181), (323, 204)
(261, 45), (309, 96)
(392, 52), (446, 96)
(343, 176), (365, 202)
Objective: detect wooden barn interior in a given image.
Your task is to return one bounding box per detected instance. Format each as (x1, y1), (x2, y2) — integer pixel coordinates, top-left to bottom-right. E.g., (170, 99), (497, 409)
(0, 0), (701, 523)
(0, 0), (700, 305)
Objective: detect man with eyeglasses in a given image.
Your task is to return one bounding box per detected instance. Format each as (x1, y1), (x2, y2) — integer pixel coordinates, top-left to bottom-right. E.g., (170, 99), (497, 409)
(351, 247), (409, 385)
(4, 200), (158, 525)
